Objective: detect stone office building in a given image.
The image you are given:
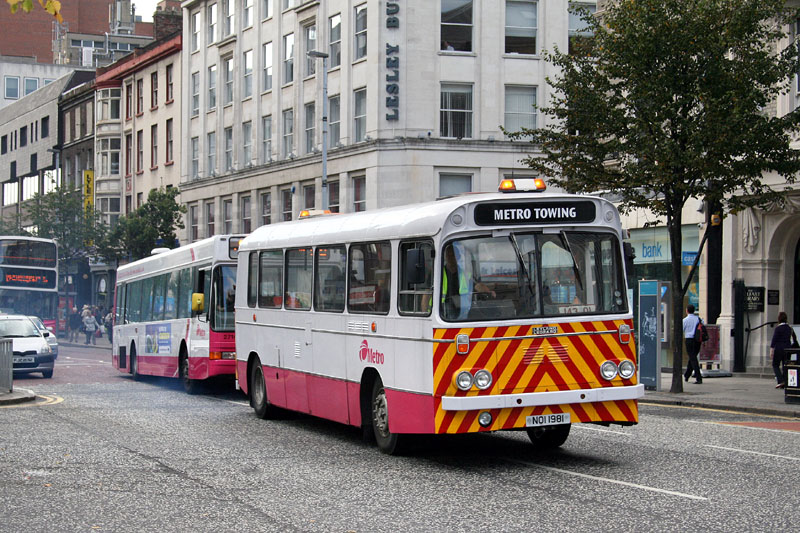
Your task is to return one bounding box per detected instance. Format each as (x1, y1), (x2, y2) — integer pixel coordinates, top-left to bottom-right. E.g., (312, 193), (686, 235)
(178, 0), (595, 240)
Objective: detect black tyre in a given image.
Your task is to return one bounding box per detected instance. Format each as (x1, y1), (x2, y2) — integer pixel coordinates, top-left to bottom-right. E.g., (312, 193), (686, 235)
(250, 360), (278, 419)
(526, 424), (571, 450)
(371, 378), (406, 455)
(130, 345), (139, 380)
(42, 369), (53, 379)
(179, 349), (199, 394)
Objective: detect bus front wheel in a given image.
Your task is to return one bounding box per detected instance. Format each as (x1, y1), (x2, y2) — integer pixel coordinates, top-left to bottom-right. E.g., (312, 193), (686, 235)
(250, 360), (278, 419)
(526, 424), (571, 450)
(130, 346), (139, 380)
(371, 378), (406, 455)
(179, 351), (199, 395)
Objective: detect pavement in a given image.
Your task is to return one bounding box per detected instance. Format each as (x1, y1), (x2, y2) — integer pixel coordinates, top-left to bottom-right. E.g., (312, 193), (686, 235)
(3, 340), (800, 417)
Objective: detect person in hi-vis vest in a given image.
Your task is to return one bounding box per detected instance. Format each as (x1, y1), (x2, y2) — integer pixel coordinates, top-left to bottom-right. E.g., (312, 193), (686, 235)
(441, 244), (494, 320)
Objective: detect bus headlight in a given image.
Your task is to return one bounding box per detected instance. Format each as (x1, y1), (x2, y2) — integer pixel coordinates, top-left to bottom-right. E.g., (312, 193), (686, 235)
(600, 361), (618, 380)
(618, 360), (636, 379)
(455, 371), (474, 391)
(473, 369), (493, 390)
(478, 411), (493, 427)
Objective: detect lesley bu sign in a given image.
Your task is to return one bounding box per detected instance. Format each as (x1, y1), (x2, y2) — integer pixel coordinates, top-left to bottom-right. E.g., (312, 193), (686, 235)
(474, 201), (597, 226)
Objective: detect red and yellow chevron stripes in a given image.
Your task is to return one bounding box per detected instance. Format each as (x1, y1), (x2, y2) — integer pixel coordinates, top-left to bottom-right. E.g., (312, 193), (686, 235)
(433, 320), (638, 434)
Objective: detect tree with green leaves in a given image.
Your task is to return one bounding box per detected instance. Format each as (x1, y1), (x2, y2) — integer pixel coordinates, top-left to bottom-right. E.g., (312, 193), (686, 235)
(26, 186), (109, 263)
(101, 187), (187, 262)
(509, 0), (800, 392)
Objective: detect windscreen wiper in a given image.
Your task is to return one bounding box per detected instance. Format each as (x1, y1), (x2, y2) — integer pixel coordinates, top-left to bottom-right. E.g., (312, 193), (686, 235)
(559, 231), (584, 291)
(509, 233), (536, 299)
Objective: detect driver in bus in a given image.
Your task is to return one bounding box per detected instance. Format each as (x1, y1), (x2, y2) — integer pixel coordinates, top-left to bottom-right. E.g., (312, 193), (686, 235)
(442, 244), (494, 319)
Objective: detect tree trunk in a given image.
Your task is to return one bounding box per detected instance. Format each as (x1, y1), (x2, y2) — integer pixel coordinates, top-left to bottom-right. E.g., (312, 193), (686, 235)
(669, 213), (685, 393)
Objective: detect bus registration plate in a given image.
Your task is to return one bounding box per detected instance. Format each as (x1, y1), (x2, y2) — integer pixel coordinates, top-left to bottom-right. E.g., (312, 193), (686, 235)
(13, 357), (35, 364)
(526, 413), (570, 427)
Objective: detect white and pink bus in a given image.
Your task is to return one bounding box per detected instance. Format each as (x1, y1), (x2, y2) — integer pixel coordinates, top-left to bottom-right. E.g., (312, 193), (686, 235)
(112, 235), (242, 393)
(235, 180), (643, 454)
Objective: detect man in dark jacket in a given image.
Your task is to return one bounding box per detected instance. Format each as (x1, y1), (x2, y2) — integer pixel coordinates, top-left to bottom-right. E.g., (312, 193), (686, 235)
(68, 307), (82, 343)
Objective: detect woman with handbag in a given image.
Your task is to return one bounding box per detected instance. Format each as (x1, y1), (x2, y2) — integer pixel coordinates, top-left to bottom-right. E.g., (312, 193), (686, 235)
(82, 313), (100, 346)
(770, 311), (798, 389)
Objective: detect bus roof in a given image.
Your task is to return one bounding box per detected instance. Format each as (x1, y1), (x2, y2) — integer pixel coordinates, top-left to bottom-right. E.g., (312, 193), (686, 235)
(240, 192), (618, 252)
(116, 235), (241, 282)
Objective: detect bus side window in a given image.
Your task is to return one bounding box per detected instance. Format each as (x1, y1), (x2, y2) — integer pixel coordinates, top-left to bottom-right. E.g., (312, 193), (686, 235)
(177, 268), (192, 319)
(314, 245), (346, 313)
(348, 242), (391, 314)
(247, 252), (258, 308)
(399, 240), (433, 316)
(165, 270), (179, 320)
(258, 250), (283, 308)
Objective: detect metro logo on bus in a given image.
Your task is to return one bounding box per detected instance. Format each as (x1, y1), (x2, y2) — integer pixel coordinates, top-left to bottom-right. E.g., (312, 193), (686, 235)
(359, 340), (384, 365)
(474, 201), (596, 226)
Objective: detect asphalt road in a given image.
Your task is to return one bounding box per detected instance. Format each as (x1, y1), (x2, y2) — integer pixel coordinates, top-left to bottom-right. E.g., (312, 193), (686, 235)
(3, 344), (799, 531)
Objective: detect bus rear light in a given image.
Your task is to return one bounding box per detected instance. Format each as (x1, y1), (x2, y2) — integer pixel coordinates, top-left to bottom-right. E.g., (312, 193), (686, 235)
(455, 371), (474, 391)
(456, 334), (470, 354)
(618, 324), (631, 344)
(600, 360), (618, 380)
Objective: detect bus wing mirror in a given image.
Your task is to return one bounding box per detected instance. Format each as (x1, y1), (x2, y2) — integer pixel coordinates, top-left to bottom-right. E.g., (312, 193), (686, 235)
(623, 242), (636, 278)
(404, 249), (427, 285)
(192, 293), (205, 314)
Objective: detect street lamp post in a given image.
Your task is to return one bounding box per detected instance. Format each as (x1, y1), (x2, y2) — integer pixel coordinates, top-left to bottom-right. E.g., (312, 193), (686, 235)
(307, 50), (329, 210)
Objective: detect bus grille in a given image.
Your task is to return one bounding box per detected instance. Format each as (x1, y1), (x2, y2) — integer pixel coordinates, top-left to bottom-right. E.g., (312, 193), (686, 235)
(522, 344), (570, 365)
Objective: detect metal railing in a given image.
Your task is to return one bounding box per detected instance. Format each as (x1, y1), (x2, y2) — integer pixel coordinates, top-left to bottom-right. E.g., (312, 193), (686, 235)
(0, 338), (12, 393)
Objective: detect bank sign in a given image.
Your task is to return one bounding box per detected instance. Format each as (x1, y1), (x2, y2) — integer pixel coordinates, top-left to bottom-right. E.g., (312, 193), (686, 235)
(474, 201), (597, 226)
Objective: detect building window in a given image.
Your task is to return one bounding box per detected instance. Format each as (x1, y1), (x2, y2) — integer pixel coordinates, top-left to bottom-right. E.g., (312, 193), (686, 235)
(243, 121), (252, 165)
(328, 180), (339, 213)
(19, 126), (26, 147)
(262, 115), (272, 163)
(354, 88), (366, 142)
(224, 127), (233, 170)
(282, 108), (294, 158)
(262, 42), (273, 91)
(223, 57), (233, 104)
(0, 135), (5, 155)
(125, 83), (132, 119)
(329, 14), (341, 68)
(304, 24), (317, 77)
(304, 103), (315, 154)
(41, 116), (49, 138)
(243, 0), (252, 27)
(354, 5), (367, 60)
(504, 85), (537, 137)
(329, 95), (340, 146)
(353, 176), (366, 212)
(283, 33), (294, 84)
(440, 84), (472, 138)
(190, 205), (199, 241)
(136, 129), (143, 172)
(282, 0), (294, 10)
(191, 137), (199, 178)
(4, 77), (19, 99)
(125, 134), (132, 174)
(150, 72), (158, 108)
(224, 0), (234, 36)
(260, 192), (271, 225)
(150, 125), (158, 167)
(208, 64), (217, 109)
(223, 198), (233, 233)
(281, 189), (292, 221)
(191, 11), (200, 51)
(166, 119), (174, 163)
(439, 173), (472, 197)
(207, 3), (217, 44)
(505, 0), (537, 55)
(24, 77), (38, 96)
(262, 0), (272, 19)
(136, 79), (143, 114)
(191, 72), (200, 115)
(206, 202), (215, 236)
(568, 2), (595, 55)
(99, 138), (121, 175)
(207, 131), (217, 173)
(243, 49), (253, 98)
(98, 88), (121, 120)
(166, 64), (174, 101)
(241, 196), (251, 233)
(441, 0), (472, 51)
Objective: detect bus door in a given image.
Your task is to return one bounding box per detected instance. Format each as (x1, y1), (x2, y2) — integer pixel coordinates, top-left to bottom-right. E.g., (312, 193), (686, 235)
(189, 267), (212, 362)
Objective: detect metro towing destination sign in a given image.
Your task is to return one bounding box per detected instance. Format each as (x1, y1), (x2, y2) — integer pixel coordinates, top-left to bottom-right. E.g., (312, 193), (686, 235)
(474, 201), (597, 226)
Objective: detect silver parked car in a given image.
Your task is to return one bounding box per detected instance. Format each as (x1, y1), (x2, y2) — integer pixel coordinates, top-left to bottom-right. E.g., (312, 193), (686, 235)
(28, 316), (58, 360)
(1, 314), (55, 379)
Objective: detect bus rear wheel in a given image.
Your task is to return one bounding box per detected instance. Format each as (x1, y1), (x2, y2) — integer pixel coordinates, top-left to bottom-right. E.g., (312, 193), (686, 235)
(526, 424), (571, 450)
(371, 378), (406, 455)
(179, 350), (198, 395)
(130, 345), (139, 380)
(250, 360), (278, 419)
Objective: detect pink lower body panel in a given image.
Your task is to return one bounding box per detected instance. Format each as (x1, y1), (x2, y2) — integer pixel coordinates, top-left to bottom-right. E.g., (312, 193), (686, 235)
(190, 357), (235, 380)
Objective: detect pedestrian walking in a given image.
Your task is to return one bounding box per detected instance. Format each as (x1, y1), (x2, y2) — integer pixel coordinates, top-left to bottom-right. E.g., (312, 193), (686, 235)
(770, 311), (798, 389)
(683, 304), (703, 384)
(82, 312), (100, 345)
(68, 307), (82, 343)
(104, 310), (113, 343)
